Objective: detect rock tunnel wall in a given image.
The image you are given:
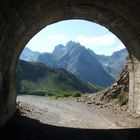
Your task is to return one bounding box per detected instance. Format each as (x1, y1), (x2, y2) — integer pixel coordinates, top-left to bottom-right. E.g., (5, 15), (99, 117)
(0, 0), (140, 126)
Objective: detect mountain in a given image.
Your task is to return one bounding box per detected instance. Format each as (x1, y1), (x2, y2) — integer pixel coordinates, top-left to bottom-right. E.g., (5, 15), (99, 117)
(37, 41), (115, 87)
(16, 60), (98, 97)
(88, 48), (128, 78)
(20, 41), (127, 87)
(20, 47), (40, 61)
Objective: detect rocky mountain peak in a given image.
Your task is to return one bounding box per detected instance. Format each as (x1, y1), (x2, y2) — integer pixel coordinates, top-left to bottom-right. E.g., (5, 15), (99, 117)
(66, 41), (81, 48)
(53, 41), (87, 59)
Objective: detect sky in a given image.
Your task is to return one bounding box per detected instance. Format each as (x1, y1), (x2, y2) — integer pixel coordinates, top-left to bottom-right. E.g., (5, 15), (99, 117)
(25, 19), (125, 56)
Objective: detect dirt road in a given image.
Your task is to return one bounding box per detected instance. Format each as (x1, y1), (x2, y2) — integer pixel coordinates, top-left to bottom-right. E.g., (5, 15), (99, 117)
(17, 95), (138, 129)
(1, 95), (140, 140)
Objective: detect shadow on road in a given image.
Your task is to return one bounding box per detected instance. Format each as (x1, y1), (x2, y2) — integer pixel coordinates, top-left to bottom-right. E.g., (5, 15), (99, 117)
(0, 113), (140, 140)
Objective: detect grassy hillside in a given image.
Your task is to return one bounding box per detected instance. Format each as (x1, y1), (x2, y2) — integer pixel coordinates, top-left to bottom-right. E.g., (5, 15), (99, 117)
(16, 60), (99, 97)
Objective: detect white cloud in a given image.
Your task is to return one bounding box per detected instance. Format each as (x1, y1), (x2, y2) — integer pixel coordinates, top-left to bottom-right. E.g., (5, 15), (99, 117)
(113, 44), (126, 52)
(27, 36), (39, 46)
(47, 35), (67, 41)
(25, 34), (67, 53)
(76, 34), (117, 47)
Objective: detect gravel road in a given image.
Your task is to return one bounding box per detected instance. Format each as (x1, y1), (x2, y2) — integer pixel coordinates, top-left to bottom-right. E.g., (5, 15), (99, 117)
(1, 95), (140, 140)
(17, 95), (128, 129)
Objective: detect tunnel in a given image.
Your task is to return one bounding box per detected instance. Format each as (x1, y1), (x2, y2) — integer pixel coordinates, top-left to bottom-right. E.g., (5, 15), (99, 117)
(0, 0), (140, 127)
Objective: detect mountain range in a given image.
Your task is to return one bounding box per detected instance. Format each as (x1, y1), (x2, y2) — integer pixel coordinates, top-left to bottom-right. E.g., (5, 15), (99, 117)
(20, 41), (128, 87)
(87, 48), (128, 79)
(20, 47), (41, 61)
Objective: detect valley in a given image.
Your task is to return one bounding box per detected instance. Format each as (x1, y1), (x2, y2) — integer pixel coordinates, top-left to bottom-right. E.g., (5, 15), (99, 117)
(16, 60), (98, 97)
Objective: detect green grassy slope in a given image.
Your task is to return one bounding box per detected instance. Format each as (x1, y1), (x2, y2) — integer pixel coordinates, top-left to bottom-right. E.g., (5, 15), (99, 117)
(16, 60), (99, 97)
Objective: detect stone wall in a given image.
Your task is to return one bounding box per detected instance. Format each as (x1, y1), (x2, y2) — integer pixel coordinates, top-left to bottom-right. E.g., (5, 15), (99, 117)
(127, 56), (140, 113)
(0, 72), (2, 92)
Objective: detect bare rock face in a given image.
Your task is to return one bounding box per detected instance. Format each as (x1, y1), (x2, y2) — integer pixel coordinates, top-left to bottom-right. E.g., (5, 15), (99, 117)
(37, 41), (115, 87)
(78, 65), (129, 109)
(102, 65), (129, 102)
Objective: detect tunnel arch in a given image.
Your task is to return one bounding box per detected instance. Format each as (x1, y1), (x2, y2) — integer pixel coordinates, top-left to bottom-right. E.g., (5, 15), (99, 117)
(0, 0), (140, 126)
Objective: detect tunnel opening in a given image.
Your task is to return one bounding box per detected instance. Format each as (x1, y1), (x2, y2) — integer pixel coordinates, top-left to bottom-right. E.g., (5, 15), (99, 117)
(0, 1), (140, 139)
(15, 19), (132, 129)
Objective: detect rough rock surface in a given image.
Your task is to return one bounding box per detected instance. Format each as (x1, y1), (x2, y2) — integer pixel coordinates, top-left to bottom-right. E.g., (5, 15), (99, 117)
(102, 65), (129, 102)
(78, 65), (129, 112)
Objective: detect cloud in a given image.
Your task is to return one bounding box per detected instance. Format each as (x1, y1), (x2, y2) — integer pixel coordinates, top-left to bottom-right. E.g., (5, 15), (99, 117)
(76, 34), (117, 47)
(47, 35), (67, 41)
(113, 44), (126, 52)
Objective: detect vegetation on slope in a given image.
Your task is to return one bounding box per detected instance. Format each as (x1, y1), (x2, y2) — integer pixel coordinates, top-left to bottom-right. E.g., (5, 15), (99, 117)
(16, 60), (99, 97)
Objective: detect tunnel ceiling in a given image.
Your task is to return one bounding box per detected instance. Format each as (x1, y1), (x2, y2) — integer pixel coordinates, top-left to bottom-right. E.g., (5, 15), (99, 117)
(0, 0), (140, 67)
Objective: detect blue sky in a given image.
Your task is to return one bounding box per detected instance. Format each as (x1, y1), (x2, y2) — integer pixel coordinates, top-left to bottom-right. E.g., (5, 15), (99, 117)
(25, 19), (125, 55)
